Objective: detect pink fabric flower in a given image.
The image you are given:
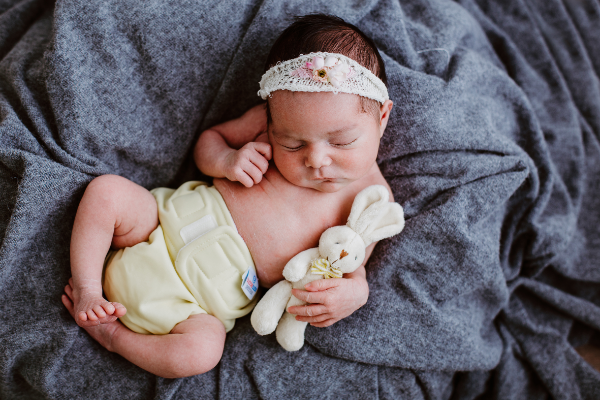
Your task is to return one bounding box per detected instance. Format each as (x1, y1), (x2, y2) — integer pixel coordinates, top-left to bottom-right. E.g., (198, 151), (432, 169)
(312, 56), (325, 69)
(323, 56), (338, 68)
(290, 55), (355, 87)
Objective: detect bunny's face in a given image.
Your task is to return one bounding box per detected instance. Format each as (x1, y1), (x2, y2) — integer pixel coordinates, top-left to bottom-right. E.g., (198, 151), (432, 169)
(319, 226), (366, 274)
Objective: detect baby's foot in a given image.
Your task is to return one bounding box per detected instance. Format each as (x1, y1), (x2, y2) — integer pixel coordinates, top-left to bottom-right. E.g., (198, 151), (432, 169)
(62, 285), (122, 352)
(66, 278), (126, 327)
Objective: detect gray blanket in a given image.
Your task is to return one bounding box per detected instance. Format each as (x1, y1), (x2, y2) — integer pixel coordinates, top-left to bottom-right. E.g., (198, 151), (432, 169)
(1, 0), (599, 398)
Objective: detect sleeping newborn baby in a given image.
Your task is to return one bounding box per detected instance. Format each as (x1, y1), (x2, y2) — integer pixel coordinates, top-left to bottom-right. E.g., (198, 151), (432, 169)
(62, 14), (394, 378)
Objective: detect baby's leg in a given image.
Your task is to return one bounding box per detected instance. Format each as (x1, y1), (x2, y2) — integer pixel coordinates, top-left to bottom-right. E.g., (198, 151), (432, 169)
(70, 174), (159, 327)
(62, 281), (225, 377)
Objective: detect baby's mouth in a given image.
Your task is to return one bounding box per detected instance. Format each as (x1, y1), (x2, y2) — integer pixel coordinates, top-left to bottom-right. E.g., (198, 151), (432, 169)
(312, 175), (336, 181)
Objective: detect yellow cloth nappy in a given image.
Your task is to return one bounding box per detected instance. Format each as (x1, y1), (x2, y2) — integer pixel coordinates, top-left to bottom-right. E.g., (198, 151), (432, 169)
(103, 181), (258, 334)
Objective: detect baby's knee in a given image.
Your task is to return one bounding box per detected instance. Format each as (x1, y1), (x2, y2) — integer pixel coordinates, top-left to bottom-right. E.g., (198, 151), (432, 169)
(85, 174), (129, 199)
(172, 314), (226, 376)
(195, 316), (226, 372)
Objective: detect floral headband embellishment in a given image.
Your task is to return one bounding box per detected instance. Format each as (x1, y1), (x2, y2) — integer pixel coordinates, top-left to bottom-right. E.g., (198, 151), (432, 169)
(258, 52), (389, 104)
(290, 56), (356, 89)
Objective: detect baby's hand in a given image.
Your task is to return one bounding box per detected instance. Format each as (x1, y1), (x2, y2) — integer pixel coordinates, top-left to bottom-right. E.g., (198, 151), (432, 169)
(288, 272), (369, 327)
(223, 142), (272, 187)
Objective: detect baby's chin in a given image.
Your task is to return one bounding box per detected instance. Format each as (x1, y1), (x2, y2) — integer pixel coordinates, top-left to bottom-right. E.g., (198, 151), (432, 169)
(314, 180), (347, 193)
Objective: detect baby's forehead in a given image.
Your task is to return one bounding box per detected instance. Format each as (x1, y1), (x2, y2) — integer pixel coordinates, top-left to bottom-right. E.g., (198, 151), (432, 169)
(269, 90), (363, 109)
(267, 91), (377, 125)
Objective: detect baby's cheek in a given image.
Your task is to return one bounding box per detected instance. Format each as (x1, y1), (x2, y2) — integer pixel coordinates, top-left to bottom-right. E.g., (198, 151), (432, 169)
(341, 151), (373, 176)
(273, 152), (303, 181)
(272, 151), (290, 172)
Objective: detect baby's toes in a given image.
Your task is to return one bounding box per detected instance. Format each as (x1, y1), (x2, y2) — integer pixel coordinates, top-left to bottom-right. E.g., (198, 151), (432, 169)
(78, 311), (88, 322)
(62, 294), (74, 315)
(101, 302), (116, 315)
(112, 303), (127, 318)
(87, 309), (99, 321)
(93, 305), (107, 319)
(101, 315), (118, 324)
(64, 284), (74, 300)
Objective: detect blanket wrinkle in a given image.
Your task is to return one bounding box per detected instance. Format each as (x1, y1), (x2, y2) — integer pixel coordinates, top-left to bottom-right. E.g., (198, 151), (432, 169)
(1, 0), (600, 398)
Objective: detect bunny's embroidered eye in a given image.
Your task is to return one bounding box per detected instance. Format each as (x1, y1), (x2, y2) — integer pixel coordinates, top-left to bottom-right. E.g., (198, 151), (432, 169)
(355, 256), (357, 260)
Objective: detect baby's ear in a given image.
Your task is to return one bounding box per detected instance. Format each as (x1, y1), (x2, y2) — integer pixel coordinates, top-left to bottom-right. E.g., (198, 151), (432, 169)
(255, 131), (269, 143)
(379, 100), (393, 136)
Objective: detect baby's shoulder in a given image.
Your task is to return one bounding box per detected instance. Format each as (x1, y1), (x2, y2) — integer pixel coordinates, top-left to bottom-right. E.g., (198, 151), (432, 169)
(353, 163), (393, 201)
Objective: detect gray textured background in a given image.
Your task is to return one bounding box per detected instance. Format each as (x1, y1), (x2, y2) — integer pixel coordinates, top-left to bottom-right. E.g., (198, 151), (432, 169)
(0, 0), (599, 398)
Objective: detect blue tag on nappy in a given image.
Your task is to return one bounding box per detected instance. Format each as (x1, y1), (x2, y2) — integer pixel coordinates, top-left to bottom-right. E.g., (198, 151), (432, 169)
(241, 267), (259, 300)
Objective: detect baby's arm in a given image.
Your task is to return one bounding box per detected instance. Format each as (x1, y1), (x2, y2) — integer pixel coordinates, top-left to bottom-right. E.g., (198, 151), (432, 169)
(287, 242), (376, 327)
(194, 104), (271, 187)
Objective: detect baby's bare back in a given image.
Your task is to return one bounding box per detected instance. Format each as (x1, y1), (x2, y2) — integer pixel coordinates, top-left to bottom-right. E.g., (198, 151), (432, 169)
(214, 162), (391, 287)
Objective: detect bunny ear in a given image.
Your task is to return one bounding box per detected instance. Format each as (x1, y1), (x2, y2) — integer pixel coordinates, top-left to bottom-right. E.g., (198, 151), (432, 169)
(347, 185), (405, 247)
(347, 185), (389, 229)
(361, 202), (404, 246)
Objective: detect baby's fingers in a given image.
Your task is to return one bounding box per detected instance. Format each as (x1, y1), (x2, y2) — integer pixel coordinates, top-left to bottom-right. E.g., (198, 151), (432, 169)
(249, 153), (269, 174)
(291, 288), (328, 304)
(295, 313), (330, 323)
(252, 142), (272, 161)
(244, 162), (265, 184)
(288, 304), (328, 317)
(310, 319), (337, 328)
(304, 278), (342, 292)
(231, 167), (256, 187)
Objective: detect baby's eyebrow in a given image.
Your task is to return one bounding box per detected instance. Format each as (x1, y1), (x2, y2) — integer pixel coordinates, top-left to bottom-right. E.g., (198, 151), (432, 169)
(326, 124), (357, 136)
(271, 130), (301, 140)
(271, 124), (358, 139)
(270, 129), (287, 138)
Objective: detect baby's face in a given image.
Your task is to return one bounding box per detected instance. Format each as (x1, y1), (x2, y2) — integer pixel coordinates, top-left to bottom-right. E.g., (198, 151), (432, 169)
(268, 91), (392, 193)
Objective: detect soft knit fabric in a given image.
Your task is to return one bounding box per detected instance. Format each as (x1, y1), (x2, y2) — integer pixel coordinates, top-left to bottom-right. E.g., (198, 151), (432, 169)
(0, 0), (599, 399)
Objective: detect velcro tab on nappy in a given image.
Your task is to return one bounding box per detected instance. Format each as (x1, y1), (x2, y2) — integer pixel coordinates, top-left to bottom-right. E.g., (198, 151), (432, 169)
(175, 225), (258, 331)
(180, 214), (218, 244)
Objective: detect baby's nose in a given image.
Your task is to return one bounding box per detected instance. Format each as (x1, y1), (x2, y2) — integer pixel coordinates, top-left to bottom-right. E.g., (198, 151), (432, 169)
(305, 148), (332, 169)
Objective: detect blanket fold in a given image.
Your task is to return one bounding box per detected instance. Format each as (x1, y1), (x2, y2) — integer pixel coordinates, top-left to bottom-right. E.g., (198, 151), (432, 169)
(1, 0), (599, 398)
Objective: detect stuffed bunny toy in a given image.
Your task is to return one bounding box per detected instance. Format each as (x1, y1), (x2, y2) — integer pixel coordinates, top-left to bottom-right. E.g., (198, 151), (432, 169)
(250, 185), (405, 351)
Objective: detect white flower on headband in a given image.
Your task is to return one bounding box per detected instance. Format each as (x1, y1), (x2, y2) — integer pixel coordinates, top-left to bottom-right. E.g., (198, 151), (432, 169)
(328, 60), (354, 88)
(291, 55), (355, 88)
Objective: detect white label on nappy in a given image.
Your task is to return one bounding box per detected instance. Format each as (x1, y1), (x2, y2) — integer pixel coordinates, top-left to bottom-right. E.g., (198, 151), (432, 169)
(180, 214), (218, 245)
(241, 267), (259, 300)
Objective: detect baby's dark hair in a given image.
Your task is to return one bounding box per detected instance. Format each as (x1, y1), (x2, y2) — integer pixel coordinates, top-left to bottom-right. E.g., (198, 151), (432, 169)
(264, 14), (386, 122)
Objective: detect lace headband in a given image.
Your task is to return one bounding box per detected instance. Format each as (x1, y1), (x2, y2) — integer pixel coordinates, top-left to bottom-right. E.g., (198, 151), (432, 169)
(257, 52), (389, 104)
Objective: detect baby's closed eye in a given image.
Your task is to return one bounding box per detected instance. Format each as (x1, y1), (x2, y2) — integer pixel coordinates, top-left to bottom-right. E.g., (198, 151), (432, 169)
(330, 137), (358, 147)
